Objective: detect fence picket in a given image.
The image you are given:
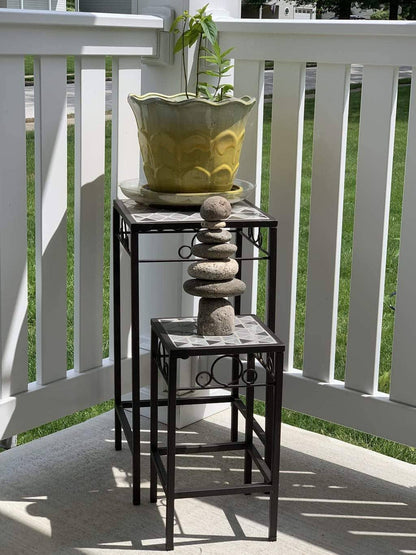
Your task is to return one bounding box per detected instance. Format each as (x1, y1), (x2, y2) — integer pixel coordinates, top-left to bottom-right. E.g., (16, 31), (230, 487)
(269, 62), (305, 370)
(390, 70), (416, 407)
(0, 56), (28, 398)
(234, 59), (265, 315)
(345, 65), (398, 394)
(303, 64), (350, 382)
(34, 56), (68, 385)
(110, 57), (141, 361)
(74, 56), (106, 373)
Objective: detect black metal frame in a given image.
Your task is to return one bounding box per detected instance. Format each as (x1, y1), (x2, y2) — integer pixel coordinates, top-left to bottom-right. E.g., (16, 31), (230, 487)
(113, 199), (278, 509)
(150, 316), (284, 551)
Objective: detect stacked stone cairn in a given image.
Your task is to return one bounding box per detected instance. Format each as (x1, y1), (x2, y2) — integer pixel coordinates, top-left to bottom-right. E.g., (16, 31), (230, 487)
(183, 196), (246, 335)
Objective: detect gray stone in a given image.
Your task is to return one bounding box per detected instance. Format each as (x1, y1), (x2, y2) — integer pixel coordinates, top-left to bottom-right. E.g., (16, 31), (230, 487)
(187, 258), (238, 281)
(197, 298), (235, 336)
(200, 196), (232, 222)
(197, 229), (232, 244)
(183, 278), (246, 298)
(192, 242), (237, 260)
(201, 221), (226, 229)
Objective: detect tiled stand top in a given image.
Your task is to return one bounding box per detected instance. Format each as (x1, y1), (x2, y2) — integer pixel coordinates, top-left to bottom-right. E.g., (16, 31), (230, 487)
(153, 315), (284, 352)
(117, 199), (276, 229)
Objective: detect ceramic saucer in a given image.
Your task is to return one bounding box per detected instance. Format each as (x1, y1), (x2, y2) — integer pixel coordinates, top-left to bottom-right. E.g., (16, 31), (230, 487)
(119, 178), (255, 207)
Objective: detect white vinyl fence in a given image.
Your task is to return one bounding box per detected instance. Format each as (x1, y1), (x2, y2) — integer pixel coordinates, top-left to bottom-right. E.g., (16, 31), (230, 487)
(0, 8), (415, 448)
(218, 18), (416, 446)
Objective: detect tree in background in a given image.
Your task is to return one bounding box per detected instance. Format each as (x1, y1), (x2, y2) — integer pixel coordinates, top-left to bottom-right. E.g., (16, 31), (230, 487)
(399, 1), (416, 19)
(294, 0), (382, 19)
(294, 0), (416, 19)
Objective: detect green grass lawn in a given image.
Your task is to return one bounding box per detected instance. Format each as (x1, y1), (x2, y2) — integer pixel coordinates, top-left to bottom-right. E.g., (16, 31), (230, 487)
(20, 117), (114, 444)
(17, 86), (415, 464)
(24, 56), (113, 84)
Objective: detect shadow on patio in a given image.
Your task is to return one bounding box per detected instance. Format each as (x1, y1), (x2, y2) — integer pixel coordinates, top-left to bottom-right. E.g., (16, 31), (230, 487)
(0, 409), (415, 554)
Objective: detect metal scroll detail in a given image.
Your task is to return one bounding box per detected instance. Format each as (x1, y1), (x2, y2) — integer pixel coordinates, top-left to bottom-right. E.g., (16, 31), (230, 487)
(156, 340), (169, 382)
(178, 233), (197, 260)
(247, 227), (263, 250)
(255, 353), (275, 379)
(119, 219), (130, 254)
(195, 355), (258, 388)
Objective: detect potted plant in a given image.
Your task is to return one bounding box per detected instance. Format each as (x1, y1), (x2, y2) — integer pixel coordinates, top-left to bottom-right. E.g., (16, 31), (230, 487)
(128, 4), (255, 195)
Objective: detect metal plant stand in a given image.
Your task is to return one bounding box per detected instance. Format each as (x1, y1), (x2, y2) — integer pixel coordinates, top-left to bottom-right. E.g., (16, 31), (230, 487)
(150, 315), (285, 550)
(112, 194), (278, 508)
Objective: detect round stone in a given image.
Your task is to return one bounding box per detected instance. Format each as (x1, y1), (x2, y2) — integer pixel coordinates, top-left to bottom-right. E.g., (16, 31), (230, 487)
(192, 242), (237, 259)
(197, 298), (235, 336)
(201, 221), (226, 229)
(187, 258), (238, 281)
(183, 278), (246, 298)
(200, 196), (232, 222)
(197, 229), (232, 244)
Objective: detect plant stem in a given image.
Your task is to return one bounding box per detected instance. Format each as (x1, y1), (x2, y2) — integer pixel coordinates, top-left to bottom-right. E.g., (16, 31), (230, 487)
(195, 34), (203, 97)
(182, 18), (188, 98)
(214, 63), (222, 100)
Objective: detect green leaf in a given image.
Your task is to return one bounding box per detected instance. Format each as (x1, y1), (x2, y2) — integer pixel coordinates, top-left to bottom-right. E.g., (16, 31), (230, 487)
(202, 69), (220, 77)
(212, 41), (221, 56)
(188, 24), (202, 46)
(220, 65), (234, 75)
(173, 34), (186, 54)
(201, 47), (222, 65)
(201, 18), (217, 44)
(221, 47), (234, 58)
(169, 13), (187, 33)
(221, 84), (234, 93)
(196, 4), (209, 17)
(173, 29), (198, 54)
(200, 55), (218, 64)
(173, 38), (184, 54)
(197, 82), (213, 100)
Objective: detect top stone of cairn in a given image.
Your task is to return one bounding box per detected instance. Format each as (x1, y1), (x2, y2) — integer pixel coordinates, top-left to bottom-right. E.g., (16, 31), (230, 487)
(200, 196), (232, 222)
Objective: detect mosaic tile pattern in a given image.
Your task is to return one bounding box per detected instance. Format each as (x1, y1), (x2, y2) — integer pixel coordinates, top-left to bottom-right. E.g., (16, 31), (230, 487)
(157, 315), (278, 348)
(122, 199), (269, 225)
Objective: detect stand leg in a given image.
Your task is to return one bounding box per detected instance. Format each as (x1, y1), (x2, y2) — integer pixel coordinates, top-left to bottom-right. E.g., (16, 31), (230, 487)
(150, 329), (158, 503)
(166, 356), (177, 551)
(231, 230), (243, 442)
(244, 354), (255, 485)
(269, 351), (283, 541)
(267, 226), (277, 333)
(131, 233), (140, 506)
(266, 226), (277, 468)
(231, 356), (240, 442)
(265, 361), (274, 469)
(113, 208), (122, 451)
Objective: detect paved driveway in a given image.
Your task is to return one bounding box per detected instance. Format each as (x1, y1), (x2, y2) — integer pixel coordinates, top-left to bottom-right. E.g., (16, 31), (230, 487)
(24, 65), (412, 120)
(264, 64), (412, 96)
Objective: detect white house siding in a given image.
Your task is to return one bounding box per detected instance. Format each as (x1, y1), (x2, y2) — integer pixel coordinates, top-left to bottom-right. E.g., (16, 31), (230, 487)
(262, 1), (316, 20)
(78, 0), (133, 13)
(0, 0), (66, 9)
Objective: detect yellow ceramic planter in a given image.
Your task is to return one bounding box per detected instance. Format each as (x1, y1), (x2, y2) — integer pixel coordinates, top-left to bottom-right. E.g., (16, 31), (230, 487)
(128, 93), (255, 193)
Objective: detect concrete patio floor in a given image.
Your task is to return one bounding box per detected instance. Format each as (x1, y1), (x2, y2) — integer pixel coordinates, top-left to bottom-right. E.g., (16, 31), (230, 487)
(0, 408), (414, 554)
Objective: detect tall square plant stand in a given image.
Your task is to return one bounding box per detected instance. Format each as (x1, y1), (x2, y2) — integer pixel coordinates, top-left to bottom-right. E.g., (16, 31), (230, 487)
(113, 196), (278, 506)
